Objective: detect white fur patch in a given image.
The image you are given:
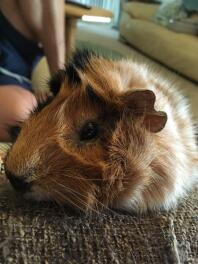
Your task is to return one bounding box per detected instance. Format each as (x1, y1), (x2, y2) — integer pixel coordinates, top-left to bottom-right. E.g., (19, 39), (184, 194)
(116, 62), (198, 212)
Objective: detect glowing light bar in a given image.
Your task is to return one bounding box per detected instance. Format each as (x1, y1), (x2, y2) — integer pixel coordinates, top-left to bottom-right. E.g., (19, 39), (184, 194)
(82, 15), (111, 23)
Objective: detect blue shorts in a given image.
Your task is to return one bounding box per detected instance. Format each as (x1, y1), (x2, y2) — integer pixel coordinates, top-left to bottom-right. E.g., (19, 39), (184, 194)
(0, 11), (44, 92)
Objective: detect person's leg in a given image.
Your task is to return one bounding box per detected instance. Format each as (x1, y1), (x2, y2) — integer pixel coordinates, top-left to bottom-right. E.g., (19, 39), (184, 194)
(0, 85), (37, 142)
(18, 0), (65, 75)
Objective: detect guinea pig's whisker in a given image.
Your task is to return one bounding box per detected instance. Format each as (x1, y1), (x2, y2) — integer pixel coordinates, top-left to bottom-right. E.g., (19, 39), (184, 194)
(52, 173), (130, 182)
(45, 181), (53, 199)
(50, 179), (125, 215)
(51, 180), (99, 214)
(54, 180), (117, 215)
(54, 189), (99, 215)
(53, 189), (84, 211)
(57, 188), (96, 212)
(94, 197), (117, 215)
(52, 173), (102, 182)
(51, 179), (90, 202)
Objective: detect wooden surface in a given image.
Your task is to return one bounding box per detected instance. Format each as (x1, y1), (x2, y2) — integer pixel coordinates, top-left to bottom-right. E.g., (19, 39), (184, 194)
(65, 4), (113, 60)
(65, 18), (77, 61)
(65, 4), (113, 19)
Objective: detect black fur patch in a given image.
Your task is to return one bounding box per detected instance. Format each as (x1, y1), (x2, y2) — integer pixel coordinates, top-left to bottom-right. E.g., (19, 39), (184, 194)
(32, 96), (54, 115)
(86, 85), (103, 105)
(49, 49), (98, 95)
(48, 69), (66, 96)
(65, 49), (98, 86)
(65, 62), (81, 86)
(71, 49), (95, 71)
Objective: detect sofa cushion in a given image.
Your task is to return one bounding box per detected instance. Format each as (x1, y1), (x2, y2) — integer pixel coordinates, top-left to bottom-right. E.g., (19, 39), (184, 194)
(119, 11), (198, 82)
(123, 2), (159, 21)
(167, 17), (198, 36)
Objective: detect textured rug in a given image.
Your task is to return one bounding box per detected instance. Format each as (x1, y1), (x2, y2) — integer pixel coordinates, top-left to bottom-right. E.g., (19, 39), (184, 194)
(0, 182), (197, 263)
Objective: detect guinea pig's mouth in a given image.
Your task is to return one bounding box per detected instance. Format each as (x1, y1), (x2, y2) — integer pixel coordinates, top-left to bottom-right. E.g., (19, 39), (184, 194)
(5, 168), (50, 201)
(5, 169), (32, 193)
(23, 185), (51, 201)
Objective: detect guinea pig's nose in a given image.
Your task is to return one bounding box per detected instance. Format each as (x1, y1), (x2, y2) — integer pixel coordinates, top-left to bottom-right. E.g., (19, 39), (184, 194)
(5, 170), (31, 193)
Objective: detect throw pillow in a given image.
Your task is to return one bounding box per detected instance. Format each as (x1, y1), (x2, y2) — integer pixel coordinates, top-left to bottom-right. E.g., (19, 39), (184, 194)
(183, 0), (198, 12)
(154, 0), (187, 27)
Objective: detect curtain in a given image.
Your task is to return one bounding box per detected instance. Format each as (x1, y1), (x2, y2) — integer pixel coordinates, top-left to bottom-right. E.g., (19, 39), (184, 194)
(78, 0), (121, 26)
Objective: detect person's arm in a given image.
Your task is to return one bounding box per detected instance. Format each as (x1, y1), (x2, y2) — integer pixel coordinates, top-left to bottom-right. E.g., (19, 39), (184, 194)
(18, 0), (65, 75)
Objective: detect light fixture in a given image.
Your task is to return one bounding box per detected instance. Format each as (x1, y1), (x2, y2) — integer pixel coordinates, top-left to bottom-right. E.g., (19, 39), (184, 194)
(82, 15), (111, 23)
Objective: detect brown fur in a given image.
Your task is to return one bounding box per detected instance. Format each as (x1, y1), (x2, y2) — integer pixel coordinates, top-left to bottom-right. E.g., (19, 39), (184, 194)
(5, 51), (197, 213)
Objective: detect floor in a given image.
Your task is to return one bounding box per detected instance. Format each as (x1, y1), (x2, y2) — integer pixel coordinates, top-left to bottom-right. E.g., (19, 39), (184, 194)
(76, 22), (198, 121)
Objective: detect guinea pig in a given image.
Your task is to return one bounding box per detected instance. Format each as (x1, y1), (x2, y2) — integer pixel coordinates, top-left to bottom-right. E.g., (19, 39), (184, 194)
(5, 50), (198, 213)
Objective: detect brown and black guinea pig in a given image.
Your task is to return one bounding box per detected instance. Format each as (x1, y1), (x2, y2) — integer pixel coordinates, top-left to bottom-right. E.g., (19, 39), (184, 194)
(5, 50), (198, 213)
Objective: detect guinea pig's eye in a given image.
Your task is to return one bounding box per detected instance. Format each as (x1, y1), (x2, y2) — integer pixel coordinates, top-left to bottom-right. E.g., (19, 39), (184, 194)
(80, 122), (98, 141)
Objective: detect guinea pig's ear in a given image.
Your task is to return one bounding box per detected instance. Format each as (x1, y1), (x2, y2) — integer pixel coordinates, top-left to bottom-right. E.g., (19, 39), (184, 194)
(123, 90), (155, 112)
(48, 69), (66, 96)
(142, 111), (167, 133)
(122, 90), (167, 133)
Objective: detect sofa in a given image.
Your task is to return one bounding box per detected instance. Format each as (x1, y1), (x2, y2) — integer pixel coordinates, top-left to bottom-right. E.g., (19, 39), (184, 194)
(119, 1), (198, 82)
